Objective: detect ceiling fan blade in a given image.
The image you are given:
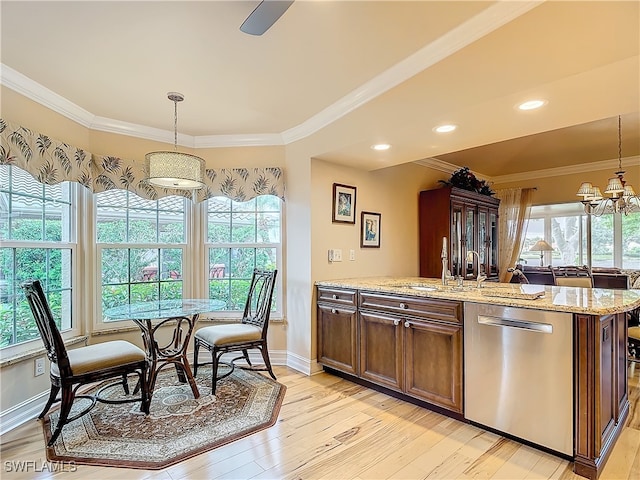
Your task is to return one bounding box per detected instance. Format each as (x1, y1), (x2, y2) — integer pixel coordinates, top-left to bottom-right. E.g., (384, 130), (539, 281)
(240, 1), (294, 36)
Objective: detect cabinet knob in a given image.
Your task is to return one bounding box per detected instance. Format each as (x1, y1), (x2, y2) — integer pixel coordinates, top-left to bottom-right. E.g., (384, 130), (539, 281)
(404, 321), (410, 328)
(393, 319), (400, 326)
(332, 294), (338, 299)
(331, 308), (337, 314)
(399, 302), (408, 309)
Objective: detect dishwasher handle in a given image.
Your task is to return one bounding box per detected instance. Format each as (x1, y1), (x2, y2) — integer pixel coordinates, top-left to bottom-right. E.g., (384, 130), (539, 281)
(478, 315), (553, 334)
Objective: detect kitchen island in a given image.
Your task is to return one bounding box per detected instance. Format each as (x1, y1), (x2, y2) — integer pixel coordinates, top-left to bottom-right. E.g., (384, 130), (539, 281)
(316, 277), (640, 480)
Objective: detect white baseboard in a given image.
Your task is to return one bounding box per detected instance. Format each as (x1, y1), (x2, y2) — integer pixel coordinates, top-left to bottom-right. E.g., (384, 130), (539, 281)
(0, 390), (48, 436)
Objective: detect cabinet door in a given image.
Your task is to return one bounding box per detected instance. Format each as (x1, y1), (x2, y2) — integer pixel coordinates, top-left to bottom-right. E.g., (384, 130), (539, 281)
(598, 315), (616, 450)
(359, 311), (403, 391)
(478, 208), (488, 276)
(451, 203), (463, 278)
(464, 205), (476, 279)
(488, 208), (499, 278)
(317, 304), (358, 375)
(403, 319), (463, 413)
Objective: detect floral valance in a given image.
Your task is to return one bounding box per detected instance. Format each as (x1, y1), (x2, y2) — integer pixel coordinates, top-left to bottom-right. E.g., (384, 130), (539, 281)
(0, 118), (285, 202)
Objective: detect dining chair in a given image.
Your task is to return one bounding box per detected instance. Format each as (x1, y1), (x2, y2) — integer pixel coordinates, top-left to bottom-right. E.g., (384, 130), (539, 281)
(193, 269), (277, 394)
(21, 279), (150, 446)
(551, 265), (594, 287)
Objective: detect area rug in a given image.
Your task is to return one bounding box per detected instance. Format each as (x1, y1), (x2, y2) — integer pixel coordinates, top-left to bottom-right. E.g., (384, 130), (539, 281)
(42, 366), (286, 469)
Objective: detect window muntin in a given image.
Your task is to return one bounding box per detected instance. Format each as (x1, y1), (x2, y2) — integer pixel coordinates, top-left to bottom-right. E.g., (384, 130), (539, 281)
(0, 165), (75, 348)
(206, 196), (281, 316)
(96, 190), (186, 321)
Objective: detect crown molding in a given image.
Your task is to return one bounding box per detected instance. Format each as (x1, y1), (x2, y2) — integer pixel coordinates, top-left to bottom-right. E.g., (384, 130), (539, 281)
(1, 1), (540, 149)
(1, 64), (96, 127)
(490, 156), (640, 184)
(282, 1), (543, 144)
(414, 157), (492, 180)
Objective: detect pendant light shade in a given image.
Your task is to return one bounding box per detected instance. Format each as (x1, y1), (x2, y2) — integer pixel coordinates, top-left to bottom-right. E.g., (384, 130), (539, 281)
(146, 151), (204, 189)
(145, 92), (205, 190)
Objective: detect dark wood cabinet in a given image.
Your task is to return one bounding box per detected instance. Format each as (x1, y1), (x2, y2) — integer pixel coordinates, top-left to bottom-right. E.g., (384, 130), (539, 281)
(419, 186), (500, 281)
(358, 291), (463, 414)
(358, 309), (463, 413)
(404, 318), (462, 412)
(359, 310), (403, 391)
(317, 287), (358, 375)
(574, 312), (629, 480)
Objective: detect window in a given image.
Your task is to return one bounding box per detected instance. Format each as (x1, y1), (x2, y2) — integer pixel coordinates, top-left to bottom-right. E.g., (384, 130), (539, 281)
(523, 203), (639, 269)
(0, 166), (75, 348)
(96, 190), (187, 322)
(206, 196), (282, 317)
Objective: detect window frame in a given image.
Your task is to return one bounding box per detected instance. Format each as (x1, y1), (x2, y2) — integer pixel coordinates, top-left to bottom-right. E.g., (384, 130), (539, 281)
(203, 195), (283, 321)
(92, 190), (196, 331)
(526, 202), (638, 269)
(0, 166), (80, 358)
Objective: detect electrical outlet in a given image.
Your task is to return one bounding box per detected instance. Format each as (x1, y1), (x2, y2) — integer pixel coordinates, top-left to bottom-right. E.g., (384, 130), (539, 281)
(349, 249), (355, 261)
(34, 357), (45, 376)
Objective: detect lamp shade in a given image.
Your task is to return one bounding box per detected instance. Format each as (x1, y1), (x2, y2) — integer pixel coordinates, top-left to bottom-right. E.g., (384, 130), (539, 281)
(604, 176), (624, 195)
(145, 151), (205, 189)
(529, 240), (554, 252)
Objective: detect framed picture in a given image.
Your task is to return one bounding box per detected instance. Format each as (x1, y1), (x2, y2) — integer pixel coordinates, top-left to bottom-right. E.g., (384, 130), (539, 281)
(361, 211), (381, 248)
(332, 183), (357, 224)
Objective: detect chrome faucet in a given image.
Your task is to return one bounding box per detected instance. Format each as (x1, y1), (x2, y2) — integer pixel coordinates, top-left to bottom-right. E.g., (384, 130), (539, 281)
(441, 237), (454, 285)
(466, 250), (487, 288)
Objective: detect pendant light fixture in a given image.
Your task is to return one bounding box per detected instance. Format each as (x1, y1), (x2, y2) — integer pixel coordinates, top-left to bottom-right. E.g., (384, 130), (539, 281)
(576, 115), (639, 216)
(145, 92), (205, 190)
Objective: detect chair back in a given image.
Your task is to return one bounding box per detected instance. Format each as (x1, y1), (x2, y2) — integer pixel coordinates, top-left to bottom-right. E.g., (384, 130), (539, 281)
(552, 265), (593, 287)
(241, 269), (277, 338)
(21, 280), (71, 376)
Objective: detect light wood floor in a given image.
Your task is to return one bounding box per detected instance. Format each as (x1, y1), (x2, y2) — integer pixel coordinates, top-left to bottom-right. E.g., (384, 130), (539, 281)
(1, 365), (639, 480)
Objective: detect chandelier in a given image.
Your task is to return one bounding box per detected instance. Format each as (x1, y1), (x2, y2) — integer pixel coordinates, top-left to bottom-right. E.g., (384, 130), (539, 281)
(576, 115), (639, 216)
(145, 92), (205, 190)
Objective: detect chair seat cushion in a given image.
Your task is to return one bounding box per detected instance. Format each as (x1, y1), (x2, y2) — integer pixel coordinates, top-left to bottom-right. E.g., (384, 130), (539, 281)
(629, 326), (640, 342)
(555, 277), (593, 288)
(51, 340), (146, 377)
(195, 324), (262, 347)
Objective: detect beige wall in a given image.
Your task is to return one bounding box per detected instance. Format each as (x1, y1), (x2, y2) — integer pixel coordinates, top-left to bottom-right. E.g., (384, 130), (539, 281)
(306, 159), (444, 363)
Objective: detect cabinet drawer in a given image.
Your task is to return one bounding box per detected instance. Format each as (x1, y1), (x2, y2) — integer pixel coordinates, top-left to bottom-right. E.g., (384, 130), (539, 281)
(359, 291), (462, 324)
(317, 287), (357, 307)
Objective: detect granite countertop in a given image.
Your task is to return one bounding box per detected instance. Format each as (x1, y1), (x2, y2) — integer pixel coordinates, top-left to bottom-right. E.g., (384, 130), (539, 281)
(316, 277), (640, 315)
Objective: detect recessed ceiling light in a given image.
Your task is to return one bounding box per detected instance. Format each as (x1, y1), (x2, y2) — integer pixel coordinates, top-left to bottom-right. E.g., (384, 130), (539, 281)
(371, 143), (391, 151)
(434, 124), (457, 133)
(518, 100), (546, 111)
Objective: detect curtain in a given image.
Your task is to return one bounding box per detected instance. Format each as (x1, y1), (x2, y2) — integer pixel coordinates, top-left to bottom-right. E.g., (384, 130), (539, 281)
(0, 118), (285, 202)
(495, 187), (535, 283)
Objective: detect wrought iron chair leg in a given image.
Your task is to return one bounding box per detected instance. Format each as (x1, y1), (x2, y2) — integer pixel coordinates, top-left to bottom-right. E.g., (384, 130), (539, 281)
(260, 344), (276, 380)
(212, 349), (220, 395)
(193, 338), (200, 375)
(121, 373), (130, 394)
(242, 349), (252, 366)
(48, 385), (74, 446)
(39, 384), (60, 419)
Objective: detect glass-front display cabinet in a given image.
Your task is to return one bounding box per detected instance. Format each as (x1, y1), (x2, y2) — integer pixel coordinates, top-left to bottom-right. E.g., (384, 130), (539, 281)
(419, 187), (500, 281)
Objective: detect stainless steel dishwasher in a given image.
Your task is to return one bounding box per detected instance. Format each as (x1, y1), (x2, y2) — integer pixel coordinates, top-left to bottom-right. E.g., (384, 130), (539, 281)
(464, 302), (573, 456)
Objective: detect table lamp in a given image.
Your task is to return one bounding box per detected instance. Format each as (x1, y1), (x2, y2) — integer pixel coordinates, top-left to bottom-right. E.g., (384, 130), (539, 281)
(530, 239), (554, 266)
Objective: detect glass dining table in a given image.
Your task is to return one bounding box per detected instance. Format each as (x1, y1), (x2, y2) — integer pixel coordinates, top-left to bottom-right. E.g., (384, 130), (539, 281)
(104, 298), (225, 400)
